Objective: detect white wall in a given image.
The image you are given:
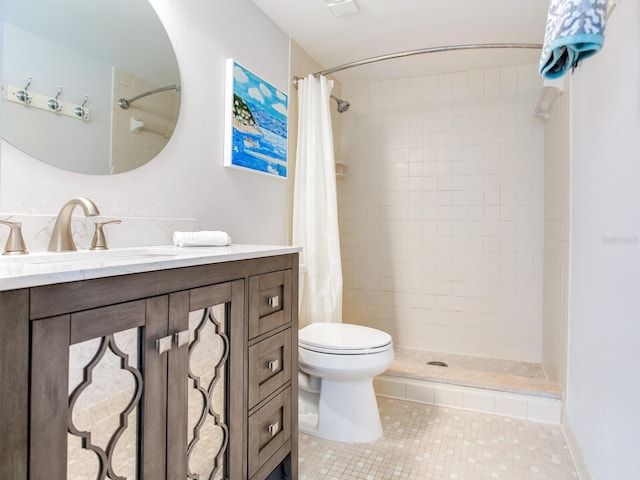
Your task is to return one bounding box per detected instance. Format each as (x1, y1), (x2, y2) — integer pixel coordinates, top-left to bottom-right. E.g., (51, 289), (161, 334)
(0, 0), (290, 247)
(0, 0), (4, 141)
(567, 0), (640, 478)
(339, 66), (545, 362)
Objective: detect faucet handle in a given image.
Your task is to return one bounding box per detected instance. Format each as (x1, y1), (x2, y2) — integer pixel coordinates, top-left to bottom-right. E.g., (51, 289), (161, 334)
(0, 220), (29, 255)
(90, 220), (121, 251)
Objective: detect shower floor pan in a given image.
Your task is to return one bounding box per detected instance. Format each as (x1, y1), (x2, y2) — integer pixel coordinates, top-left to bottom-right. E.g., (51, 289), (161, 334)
(375, 347), (563, 424)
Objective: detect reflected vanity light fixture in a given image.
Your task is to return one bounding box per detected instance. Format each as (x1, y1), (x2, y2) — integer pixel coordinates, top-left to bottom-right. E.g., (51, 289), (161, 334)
(534, 77), (564, 120)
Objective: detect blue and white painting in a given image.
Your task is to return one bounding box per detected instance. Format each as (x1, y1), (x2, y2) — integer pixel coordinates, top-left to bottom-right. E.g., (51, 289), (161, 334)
(224, 59), (288, 178)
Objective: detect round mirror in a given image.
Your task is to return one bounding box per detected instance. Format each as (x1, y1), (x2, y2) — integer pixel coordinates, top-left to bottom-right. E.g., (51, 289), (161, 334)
(2, 0), (181, 174)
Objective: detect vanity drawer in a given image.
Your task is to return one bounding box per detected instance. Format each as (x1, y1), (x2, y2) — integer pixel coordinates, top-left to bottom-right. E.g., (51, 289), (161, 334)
(249, 328), (292, 409)
(248, 386), (291, 478)
(249, 270), (292, 339)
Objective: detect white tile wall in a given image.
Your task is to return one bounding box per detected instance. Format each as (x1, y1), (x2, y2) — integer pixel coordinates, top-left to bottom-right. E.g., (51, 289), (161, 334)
(339, 65), (544, 362)
(112, 70), (180, 174)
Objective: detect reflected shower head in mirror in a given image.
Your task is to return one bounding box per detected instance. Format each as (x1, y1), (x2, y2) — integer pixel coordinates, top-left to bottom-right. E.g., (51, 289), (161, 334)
(330, 94), (350, 113)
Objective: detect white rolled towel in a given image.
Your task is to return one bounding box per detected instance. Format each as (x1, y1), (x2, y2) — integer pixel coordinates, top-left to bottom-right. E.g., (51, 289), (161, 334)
(173, 231), (232, 247)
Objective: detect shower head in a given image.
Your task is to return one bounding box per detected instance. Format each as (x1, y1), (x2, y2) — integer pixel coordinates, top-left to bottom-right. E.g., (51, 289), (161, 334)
(330, 94), (351, 113)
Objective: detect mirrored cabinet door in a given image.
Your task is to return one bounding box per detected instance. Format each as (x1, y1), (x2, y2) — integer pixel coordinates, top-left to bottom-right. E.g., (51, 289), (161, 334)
(30, 297), (168, 480)
(29, 280), (244, 480)
(166, 281), (244, 480)
(67, 325), (143, 479)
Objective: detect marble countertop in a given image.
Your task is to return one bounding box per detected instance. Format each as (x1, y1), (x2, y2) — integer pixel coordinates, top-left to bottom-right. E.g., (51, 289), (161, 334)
(0, 244), (301, 291)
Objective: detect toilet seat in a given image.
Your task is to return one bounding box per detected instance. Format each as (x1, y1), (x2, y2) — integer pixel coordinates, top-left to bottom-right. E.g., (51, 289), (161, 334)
(299, 323), (392, 355)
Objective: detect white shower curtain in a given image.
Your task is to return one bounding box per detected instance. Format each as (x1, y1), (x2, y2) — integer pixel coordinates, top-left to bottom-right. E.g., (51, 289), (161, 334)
(293, 75), (343, 326)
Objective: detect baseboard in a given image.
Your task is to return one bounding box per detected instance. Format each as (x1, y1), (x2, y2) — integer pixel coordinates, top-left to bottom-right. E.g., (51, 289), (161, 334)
(375, 374), (563, 424)
(561, 409), (592, 480)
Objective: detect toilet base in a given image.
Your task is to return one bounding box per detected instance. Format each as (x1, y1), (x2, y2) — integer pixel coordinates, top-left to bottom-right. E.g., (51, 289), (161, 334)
(299, 377), (383, 443)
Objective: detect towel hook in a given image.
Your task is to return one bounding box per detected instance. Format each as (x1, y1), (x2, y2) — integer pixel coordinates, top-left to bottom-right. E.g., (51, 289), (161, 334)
(74, 95), (89, 119)
(47, 86), (63, 112)
(15, 76), (32, 104)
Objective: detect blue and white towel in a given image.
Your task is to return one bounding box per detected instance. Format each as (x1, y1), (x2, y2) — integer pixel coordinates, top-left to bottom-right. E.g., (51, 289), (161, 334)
(539, 0), (608, 79)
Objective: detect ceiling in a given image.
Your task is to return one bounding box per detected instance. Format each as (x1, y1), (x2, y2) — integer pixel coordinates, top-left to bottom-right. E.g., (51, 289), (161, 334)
(251, 0), (550, 84)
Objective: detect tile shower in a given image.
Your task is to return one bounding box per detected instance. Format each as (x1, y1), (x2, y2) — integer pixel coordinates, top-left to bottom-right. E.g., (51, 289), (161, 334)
(338, 65), (545, 363)
(309, 60), (565, 465)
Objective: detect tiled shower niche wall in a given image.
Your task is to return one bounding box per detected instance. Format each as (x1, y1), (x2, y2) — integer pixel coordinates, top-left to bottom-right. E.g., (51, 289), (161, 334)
(338, 65), (545, 362)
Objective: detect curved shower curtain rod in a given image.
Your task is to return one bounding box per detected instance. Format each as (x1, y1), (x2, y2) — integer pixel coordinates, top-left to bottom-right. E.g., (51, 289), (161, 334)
(118, 84), (181, 110)
(304, 42), (543, 78)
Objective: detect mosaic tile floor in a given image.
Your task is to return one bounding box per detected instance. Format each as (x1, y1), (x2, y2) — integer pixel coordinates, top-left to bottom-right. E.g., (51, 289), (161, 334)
(388, 348), (562, 398)
(299, 397), (577, 480)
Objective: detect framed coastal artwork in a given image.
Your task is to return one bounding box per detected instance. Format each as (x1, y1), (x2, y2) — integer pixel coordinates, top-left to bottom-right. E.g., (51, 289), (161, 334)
(224, 59), (289, 178)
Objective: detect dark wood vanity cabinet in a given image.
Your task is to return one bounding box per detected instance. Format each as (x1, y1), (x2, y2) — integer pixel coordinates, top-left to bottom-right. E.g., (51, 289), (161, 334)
(0, 253), (298, 480)
(247, 270), (296, 479)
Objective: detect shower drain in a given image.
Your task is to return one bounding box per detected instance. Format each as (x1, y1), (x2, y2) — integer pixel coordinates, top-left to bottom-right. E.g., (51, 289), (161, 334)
(426, 361), (448, 367)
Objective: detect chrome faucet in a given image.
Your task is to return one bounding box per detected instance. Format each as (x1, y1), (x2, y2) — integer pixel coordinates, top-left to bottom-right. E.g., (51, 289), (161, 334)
(48, 197), (101, 252)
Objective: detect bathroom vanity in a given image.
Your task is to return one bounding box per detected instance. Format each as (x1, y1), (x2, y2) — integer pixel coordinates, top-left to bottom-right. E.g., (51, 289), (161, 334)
(0, 245), (299, 480)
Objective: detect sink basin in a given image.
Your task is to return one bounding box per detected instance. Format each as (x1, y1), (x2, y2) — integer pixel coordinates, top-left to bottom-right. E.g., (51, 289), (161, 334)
(0, 245), (227, 289)
(0, 247), (219, 279)
(0, 247), (186, 267)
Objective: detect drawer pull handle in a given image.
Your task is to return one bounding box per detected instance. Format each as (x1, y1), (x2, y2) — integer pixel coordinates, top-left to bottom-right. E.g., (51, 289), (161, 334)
(268, 295), (279, 308)
(156, 335), (173, 355)
(267, 359), (280, 372)
(268, 421), (280, 437)
(174, 329), (190, 348)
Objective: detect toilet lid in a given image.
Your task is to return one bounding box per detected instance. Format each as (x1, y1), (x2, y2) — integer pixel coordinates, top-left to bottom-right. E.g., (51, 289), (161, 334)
(299, 323), (392, 354)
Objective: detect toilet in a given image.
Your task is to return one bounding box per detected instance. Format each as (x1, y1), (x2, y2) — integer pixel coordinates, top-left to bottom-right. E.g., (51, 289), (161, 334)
(298, 322), (394, 443)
